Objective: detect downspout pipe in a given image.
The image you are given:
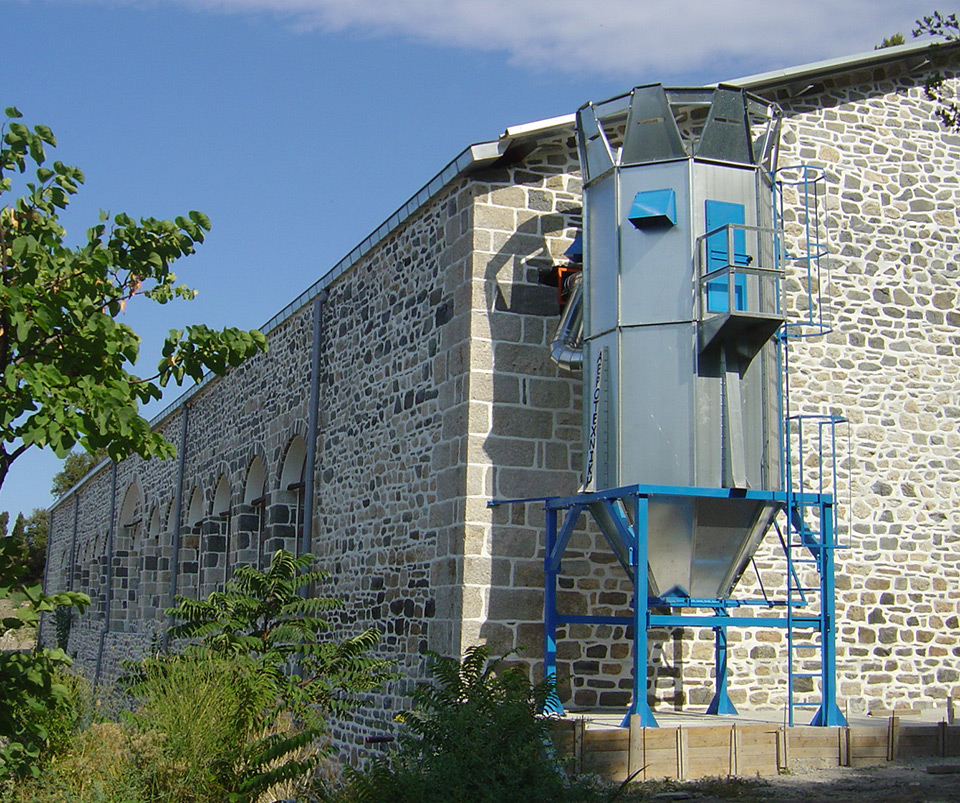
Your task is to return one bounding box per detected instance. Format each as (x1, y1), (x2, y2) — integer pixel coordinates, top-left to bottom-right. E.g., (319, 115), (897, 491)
(162, 404), (189, 650)
(94, 461), (118, 687)
(549, 272), (584, 372)
(69, 495), (79, 592)
(301, 290), (328, 559)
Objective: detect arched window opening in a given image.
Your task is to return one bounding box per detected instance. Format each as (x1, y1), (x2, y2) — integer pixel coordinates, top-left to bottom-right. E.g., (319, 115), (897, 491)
(213, 475), (230, 517)
(184, 486), (205, 599)
(187, 487), (204, 527)
(244, 457), (267, 570)
(119, 483), (143, 541)
(141, 505), (163, 621)
(279, 437), (307, 557)
(117, 483), (143, 630)
(211, 474), (231, 588)
(166, 498), (178, 535)
(148, 506), (161, 540)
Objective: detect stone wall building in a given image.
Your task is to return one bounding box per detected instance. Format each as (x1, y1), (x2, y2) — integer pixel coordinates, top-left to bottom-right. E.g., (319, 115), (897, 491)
(44, 41), (960, 745)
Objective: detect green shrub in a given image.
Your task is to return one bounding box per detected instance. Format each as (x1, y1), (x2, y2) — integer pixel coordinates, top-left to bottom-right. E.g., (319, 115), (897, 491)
(6, 550), (392, 803)
(342, 646), (595, 803)
(0, 537), (89, 781)
(161, 549), (394, 801)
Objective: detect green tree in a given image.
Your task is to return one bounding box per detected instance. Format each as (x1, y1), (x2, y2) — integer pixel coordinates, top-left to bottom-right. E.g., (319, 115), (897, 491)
(914, 11), (960, 131)
(50, 447), (108, 498)
(21, 508), (47, 584)
(4, 508), (47, 585)
(0, 107), (267, 490)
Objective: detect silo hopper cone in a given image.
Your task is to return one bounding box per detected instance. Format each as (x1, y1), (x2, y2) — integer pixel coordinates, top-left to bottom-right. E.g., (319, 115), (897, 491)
(591, 495), (779, 601)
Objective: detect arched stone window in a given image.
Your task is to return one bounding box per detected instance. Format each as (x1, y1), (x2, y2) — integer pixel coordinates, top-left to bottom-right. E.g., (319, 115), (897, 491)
(140, 505), (163, 621)
(274, 436), (306, 558)
(187, 487), (204, 527)
(116, 482), (143, 631)
(213, 476), (230, 517)
(166, 497), (179, 534)
(242, 456), (268, 569)
(119, 482), (143, 540)
(148, 506), (161, 540)
(183, 486), (205, 598)
(201, 475), (232, 594)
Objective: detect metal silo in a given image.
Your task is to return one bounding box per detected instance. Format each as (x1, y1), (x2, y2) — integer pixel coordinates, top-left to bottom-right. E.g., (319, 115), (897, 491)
(497, 83), (845, 729)
(576, 85), (786, 600)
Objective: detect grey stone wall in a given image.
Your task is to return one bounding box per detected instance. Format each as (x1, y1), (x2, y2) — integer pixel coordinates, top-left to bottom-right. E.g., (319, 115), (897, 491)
(735, 55), (960, 714)
(45, 178), (475, 758)
(44, 48), (960, 744)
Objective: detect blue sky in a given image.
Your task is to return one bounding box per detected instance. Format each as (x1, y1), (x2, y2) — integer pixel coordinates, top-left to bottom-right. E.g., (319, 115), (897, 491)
(0, 0), (944, 521)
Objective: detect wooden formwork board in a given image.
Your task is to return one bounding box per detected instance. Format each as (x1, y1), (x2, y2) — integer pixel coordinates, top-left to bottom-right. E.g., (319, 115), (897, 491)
(786, 726), (843, 762)
(580, 719), (782, 782)
(944, 724), (960, 757)
(558, 716), (960, 782)
(897, 724), (940, 758)
(848, 724), (889, 767)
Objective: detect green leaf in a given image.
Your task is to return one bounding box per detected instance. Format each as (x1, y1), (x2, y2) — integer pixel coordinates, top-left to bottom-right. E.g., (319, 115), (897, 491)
(188, 210), (211, 230)
(4, 106), (23, 118)
(33, 124), (56, 146)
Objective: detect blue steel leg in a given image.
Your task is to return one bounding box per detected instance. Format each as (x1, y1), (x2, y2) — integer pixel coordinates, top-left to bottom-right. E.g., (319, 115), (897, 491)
(810, 498), (846, 727)
(543, 506), (564, 715)
(621, 494), (658, 727)
(706, 611), (738, 716)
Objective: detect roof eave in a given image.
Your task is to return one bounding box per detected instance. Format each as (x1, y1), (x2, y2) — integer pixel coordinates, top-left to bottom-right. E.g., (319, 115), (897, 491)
(724, 39), (959, 91)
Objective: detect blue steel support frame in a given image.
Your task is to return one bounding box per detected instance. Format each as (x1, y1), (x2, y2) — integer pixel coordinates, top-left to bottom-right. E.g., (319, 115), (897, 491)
(705, 609), (738, 716)
(809, 496), (845, 726)
(543, 507), (563, 714)
(625, 494), (657, 726)
(501, 483), (845, 728)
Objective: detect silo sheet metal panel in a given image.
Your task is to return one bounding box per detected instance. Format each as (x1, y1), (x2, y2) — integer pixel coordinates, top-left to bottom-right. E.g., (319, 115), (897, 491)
(585, 175), (619, 336)
(646, 495), (779, 599)
(621, 84), (686, 165)
(618, 323), (696, 488)
(617, 162), (692, 328)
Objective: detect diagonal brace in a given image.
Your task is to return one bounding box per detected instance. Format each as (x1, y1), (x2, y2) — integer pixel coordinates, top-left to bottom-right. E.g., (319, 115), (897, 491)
(545, 504), (585, 572)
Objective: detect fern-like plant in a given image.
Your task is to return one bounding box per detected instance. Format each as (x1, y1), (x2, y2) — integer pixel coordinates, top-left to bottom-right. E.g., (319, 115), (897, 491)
(153, 549), (394, 802)
(344, 646), (590, 803)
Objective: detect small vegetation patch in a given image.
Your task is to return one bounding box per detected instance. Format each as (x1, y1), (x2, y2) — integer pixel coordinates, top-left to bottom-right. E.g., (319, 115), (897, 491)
(614, 775), (772, 802)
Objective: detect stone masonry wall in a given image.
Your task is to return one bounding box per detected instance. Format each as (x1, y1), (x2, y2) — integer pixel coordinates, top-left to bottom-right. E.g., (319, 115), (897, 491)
(727, 55), (960, 715)
(45, 48), (960, 738)
(44, 180), (475, 759)
(309, 181), (474, 754)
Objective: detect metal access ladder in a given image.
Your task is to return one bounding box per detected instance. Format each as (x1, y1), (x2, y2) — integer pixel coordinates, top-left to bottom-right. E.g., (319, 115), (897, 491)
(782, 414), (847, 727)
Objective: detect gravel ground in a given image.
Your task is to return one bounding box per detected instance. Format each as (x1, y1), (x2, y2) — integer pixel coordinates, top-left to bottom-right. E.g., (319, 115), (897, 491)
(617, 761), (960, 802)
(764, 761), (960, 803)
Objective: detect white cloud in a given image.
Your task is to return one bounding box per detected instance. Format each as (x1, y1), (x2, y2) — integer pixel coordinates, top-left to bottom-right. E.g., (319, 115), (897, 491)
(176, 0), (941, 78)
